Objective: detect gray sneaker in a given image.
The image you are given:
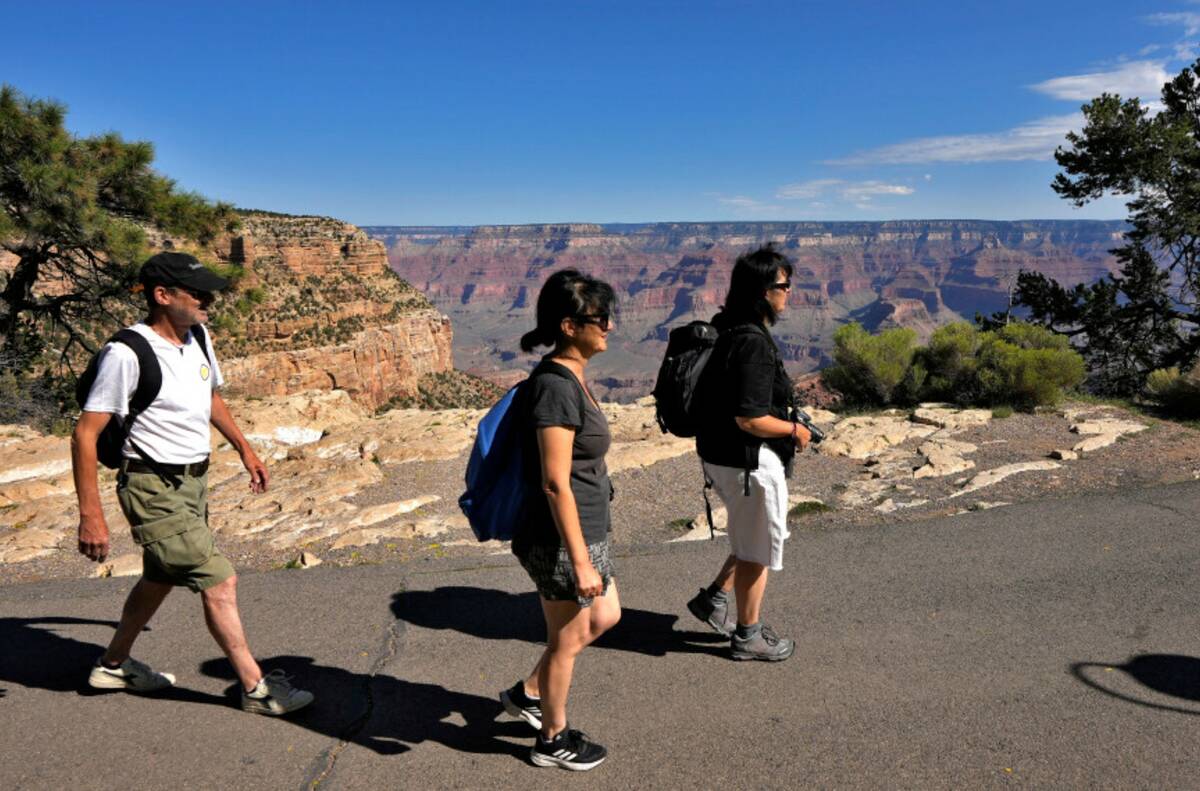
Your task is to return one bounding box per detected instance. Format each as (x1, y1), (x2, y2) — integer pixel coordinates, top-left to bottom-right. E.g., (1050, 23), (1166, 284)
(241, 670), (314, 716)
(730, 624), (795, 662)
(686, 588), (734, 636)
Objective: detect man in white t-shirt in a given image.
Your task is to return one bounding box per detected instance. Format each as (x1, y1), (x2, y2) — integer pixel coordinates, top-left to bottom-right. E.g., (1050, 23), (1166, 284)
(72, 251), (314, 716)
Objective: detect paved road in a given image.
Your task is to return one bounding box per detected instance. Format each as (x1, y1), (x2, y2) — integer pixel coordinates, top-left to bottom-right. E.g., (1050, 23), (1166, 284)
(3, 480), (1200, 789)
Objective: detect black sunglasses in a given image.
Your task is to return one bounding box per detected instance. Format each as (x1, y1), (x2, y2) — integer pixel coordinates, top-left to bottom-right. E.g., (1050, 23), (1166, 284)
(767, 281), (792, 292)
(572, 311), (612, 328)
(170, 284), (214, 302)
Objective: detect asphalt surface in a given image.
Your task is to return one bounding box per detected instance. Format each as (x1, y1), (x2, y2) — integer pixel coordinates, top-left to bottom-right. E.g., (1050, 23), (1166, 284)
(4, 480), (1200, 789)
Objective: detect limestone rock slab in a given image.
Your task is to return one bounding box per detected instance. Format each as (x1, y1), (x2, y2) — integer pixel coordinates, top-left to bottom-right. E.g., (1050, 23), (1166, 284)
(911, 405), (993, 430)
(347, 496), (440, 528)
(94, 554), (143, 578)
(819, 416), (937, 460)
(913, 439), (978, 479)
(949, 461), (1061, 498)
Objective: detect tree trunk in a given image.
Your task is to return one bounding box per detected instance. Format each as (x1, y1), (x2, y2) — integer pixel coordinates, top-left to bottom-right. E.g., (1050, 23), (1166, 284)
(1, 252), (41, 349)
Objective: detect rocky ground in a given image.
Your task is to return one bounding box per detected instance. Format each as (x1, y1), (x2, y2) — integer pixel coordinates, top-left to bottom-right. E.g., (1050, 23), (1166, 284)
(2, 392), (1198, 586)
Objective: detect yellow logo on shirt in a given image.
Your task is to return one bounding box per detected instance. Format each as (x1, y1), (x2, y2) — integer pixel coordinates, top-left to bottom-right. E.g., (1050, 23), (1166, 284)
(200, 364), (211, 381)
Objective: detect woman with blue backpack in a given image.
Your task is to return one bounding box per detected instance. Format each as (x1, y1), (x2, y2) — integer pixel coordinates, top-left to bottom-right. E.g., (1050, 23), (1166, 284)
(687, 244), (812, 661)
(498, 268), (620, 771)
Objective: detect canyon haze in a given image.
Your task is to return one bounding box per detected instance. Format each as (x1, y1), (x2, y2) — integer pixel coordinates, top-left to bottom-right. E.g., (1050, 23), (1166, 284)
(370, 220), (1127, 401)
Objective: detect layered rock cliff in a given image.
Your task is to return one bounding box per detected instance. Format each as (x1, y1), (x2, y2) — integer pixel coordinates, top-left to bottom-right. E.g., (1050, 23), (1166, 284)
(368, 220), (1126, 401)
(187, 215), (454, 410)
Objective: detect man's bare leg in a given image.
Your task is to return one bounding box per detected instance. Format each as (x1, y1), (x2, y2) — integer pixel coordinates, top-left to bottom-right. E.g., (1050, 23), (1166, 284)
(101, 577), (173, 665)
(201, 575), (263, 691)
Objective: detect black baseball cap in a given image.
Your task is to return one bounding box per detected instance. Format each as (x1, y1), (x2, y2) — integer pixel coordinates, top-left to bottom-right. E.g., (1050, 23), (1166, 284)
(138, 252), (229, 293)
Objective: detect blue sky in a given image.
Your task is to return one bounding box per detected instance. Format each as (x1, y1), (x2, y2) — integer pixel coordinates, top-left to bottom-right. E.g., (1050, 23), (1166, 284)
(3, 1), (1194, 225)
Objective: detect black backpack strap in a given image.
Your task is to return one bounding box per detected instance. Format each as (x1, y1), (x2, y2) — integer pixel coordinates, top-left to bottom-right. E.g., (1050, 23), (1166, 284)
(191, 324), (213, 365)
(728, 323), (776, 496)
(110, 330), (181, 488)
(111, 329), (161, 418)
(703, 471), (716, 540)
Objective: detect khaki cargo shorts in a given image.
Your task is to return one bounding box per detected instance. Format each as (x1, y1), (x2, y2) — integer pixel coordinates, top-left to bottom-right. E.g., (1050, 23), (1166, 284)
(116, 470), (234, 592)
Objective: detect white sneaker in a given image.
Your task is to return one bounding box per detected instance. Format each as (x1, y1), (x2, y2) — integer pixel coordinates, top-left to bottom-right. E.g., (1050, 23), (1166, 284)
(241, 669), (314, 716)
(88, 657), (176, 692)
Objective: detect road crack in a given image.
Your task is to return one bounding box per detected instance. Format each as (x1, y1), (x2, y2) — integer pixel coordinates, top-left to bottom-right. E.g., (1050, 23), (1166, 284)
(301, 615), (407, 789)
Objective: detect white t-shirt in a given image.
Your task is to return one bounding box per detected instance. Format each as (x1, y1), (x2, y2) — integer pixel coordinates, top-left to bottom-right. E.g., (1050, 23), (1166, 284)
(82, 322), (225, 464)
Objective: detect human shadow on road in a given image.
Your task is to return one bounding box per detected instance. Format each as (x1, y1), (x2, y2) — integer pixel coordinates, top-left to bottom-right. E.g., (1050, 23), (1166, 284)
(0, 615), (224, 707)
(200, 655), (529, 758)
(391, 586), (728, 657)
(1071, 653), (1200, 716)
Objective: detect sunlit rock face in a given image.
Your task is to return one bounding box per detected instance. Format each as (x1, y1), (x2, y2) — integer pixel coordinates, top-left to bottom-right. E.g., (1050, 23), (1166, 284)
(370, 220), (1125, 401)
(152, 214), (456, 411)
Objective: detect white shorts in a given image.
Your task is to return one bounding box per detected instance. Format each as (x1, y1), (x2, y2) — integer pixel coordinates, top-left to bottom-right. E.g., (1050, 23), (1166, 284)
(702, 445), (790, 570)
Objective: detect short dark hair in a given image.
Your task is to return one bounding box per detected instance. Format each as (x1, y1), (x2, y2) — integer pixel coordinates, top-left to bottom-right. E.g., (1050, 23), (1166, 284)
(520, 269), (617, 352)
(722, 244), (794, 325)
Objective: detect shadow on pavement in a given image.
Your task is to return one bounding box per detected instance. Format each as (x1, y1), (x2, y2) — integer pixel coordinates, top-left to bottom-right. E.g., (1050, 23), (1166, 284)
(0, 615), (225, 707)
(200, 655), (529, 757)
(391, 586), (729, 657)
(0, 616), (118, 693)
(1071, 653), (1200, 716)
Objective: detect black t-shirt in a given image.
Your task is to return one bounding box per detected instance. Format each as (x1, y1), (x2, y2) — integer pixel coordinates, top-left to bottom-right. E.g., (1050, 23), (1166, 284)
(512, 360), (613, 555)
(695, 316), (794, 471)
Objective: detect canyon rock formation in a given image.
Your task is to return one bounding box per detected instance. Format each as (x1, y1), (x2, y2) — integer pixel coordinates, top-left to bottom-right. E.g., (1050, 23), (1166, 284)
(175, 214), (455, 410)
(369, 221), (1125, 401)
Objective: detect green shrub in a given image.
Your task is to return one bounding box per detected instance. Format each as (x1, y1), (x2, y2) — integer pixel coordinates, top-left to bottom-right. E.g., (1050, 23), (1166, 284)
(917, 322), (982, 404)
(821, 320), (1085, 410)
(993, 321), (1075, 351)
(1145, 366), (1200, 416)
(821, 323), (918, 406)
(788, 501), (832, 518)
(975, 333), (1086, 410)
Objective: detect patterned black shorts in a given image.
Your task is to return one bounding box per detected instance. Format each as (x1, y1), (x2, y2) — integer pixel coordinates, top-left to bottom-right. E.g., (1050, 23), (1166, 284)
(517, 540), (613, 607)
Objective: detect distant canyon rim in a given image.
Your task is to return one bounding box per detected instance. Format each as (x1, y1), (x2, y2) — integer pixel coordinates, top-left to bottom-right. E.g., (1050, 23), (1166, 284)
(370, 220), (1126, 401)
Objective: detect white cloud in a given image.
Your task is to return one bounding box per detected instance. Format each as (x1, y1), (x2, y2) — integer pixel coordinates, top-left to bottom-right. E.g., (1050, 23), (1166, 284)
(1147, 11), (1200, 36)
(826, 113), (1082, 166)
(708, 193), (787, 216)
(841, 182), (915, 200)
(774, 179), (843, 199)
(775, 179), (914, 203)
(716, 195), (783, 212)
(1030, 60), (1169, 101)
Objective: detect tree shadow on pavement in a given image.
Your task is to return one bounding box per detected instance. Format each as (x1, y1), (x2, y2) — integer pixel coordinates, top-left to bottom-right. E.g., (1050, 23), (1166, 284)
(200, 655), (530, 758)
(1071, 653), (1200, 716)
(0, 615), (225, 707)
(390, 586), (729, 657)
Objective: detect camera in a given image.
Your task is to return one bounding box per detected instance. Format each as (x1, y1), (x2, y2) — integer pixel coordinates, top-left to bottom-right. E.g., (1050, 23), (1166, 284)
(790, 407), (825, 444)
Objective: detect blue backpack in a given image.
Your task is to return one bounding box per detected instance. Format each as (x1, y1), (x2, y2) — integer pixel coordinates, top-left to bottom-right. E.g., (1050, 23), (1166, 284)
(459, 365), (571, 541)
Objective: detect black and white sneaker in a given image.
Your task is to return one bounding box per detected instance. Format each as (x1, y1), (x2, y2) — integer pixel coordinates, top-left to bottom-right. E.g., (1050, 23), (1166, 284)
(500, 681), (542, 730)
(531, 727), (607, 771)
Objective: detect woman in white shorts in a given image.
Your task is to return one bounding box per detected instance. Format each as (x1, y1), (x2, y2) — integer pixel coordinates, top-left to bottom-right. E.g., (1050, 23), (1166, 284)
(687, 244), (811, 661)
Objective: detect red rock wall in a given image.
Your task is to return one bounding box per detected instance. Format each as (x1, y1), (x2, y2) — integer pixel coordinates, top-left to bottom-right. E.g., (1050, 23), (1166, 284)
(369, 220), (1126, 401)
(219, 310), (453, 411)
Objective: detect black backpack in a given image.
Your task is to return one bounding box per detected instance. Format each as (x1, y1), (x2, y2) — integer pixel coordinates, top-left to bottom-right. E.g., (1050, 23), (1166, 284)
(75, 325), (210, 469)
(652, 320), (720, 437)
